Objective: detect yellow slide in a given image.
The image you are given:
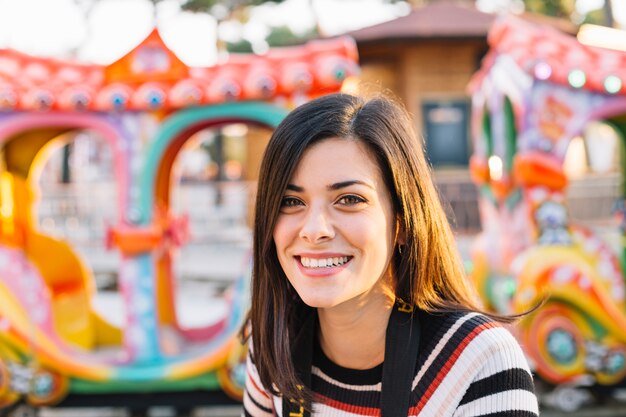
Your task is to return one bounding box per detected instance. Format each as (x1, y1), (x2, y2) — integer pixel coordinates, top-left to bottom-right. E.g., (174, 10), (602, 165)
(0, 130), (121, 351)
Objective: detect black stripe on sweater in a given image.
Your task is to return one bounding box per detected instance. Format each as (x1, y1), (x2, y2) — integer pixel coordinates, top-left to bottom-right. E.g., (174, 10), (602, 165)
(474, 411), (538, 417)
(244, 389), (274, 414)
(311, 369), (381, 408)
(411, 314), (492, 401)
(459, 368), (535, 406)
(312, 336), (383, 386)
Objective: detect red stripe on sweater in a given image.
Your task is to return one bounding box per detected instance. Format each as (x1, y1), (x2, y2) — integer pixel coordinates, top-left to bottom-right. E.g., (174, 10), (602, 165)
(317, 394), (381, 416)
(248, 370), (271, 399)
(409, 321), (498, 415)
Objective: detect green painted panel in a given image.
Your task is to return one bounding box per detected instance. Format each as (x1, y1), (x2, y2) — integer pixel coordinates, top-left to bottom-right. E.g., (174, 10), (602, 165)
(483, 108), (493, 157)
(139, 101), (288, 224)
(70, 372), (221, 394)
(503, 97), (517, 173)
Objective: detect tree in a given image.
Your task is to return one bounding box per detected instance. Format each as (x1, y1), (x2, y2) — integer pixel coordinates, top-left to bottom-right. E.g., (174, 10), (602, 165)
(177, 0), (318, 52)
(179, 0), (287, 14)
(83, 0), (295, 54)
(265, 25), (318, 47)
(522, 0), (575, 18)
(521, 0), (614, 26)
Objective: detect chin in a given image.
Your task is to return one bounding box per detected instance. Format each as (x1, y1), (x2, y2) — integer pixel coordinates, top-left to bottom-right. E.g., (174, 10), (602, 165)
(297, 293), (344, 309)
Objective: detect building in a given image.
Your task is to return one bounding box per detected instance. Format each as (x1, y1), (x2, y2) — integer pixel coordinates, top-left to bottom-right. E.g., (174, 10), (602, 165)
(343, 0), (576, 230)
(346, 1), (494, 168)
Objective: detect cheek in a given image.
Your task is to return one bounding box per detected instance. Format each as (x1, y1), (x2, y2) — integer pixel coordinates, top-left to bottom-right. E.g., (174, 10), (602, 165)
(347, 216), (394, 255)
(272, 217), (295, 256)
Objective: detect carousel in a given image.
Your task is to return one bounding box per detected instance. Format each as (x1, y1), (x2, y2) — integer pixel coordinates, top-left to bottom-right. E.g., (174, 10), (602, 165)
(470, 15), (626, 410)
(0, 28), (358, 414)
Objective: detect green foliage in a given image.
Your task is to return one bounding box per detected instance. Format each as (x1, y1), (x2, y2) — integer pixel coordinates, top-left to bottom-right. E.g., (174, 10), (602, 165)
(225, 25), (318, 53)
(581, 8), (607, 26)
(265, 25), (319, 47)
(226, 39), (254, 53)
(180, 0), (287, 14)
(88, 0), (287, 17)
(523, 0), (575, 18)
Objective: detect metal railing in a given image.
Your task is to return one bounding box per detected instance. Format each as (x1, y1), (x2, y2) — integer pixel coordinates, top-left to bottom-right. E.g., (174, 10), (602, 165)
(36, 180), (253, 283)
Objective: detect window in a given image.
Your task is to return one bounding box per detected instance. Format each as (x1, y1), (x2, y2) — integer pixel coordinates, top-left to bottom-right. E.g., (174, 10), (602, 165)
(422, 99), (470, 167)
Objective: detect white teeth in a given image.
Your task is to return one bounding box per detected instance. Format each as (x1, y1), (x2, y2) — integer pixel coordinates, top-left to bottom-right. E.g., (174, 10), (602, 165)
(300, 256), (350, 268)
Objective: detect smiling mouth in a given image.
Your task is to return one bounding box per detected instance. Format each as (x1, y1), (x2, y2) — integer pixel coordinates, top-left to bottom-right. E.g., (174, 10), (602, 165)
(298, 256), (352, 268)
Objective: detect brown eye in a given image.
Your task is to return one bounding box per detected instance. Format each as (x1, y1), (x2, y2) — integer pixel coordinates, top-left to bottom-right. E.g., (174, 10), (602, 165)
(337, 195), (366, 206)
(280, 196), (304, 208)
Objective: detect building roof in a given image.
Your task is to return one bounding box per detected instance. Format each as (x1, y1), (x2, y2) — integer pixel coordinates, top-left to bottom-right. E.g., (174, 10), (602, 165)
(344, 1), (578, 44)
(346, 1), (496, 42)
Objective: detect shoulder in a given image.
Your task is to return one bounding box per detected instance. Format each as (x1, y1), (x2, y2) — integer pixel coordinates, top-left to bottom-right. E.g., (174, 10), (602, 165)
(410, 311), (538, 415)
(418, 310), (531, 373)
(244, 339), (280, 416)
(420, 310), (517, 346)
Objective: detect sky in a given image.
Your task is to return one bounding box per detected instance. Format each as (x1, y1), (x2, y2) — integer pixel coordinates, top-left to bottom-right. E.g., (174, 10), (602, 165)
(0, 0), (623, 67)
(0, 0), (410, 66)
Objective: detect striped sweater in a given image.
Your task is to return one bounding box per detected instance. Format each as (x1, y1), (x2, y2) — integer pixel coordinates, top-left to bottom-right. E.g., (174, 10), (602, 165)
(243, 311), (539, 416)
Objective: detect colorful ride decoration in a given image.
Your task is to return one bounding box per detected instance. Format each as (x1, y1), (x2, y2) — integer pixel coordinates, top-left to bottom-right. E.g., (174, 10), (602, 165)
(469, 15), (626, 405)
(0, 29), (358, 409)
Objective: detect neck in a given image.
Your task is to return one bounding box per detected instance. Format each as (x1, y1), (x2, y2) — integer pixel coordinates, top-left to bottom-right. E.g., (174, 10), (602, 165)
(317, 282), (394, 370)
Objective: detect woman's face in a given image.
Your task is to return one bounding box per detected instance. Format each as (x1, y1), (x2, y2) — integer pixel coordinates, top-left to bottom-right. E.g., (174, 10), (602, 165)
(273, 137), (397, 310)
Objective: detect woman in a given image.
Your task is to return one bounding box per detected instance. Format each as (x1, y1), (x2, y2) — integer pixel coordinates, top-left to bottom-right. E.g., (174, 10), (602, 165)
(243, 93), (538, 416)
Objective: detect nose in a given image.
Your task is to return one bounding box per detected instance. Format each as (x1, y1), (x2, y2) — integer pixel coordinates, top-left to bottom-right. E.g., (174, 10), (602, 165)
(298, 204), (334, 243)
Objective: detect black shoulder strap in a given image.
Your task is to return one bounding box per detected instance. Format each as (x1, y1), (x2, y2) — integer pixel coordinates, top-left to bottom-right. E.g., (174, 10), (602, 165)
(380, 299), (421, 417)
(283, 310), (315, 417)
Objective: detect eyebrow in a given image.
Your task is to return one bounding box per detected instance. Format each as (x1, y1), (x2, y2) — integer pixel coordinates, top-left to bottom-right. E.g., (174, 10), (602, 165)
(286, 184), (304, 192)
(286, 180), (374, 192)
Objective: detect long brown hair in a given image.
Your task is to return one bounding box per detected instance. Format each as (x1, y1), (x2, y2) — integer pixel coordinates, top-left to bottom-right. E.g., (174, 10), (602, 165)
(248, 93), (494, 403)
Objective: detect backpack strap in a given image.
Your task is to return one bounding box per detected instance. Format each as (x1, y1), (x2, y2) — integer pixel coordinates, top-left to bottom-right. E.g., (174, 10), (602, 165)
(381, 299), (421, 417)
(283, 310), (315, 417)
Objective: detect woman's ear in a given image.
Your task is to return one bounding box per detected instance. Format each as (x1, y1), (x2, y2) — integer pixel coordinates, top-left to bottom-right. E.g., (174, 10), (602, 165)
(395, 216), (407, 246)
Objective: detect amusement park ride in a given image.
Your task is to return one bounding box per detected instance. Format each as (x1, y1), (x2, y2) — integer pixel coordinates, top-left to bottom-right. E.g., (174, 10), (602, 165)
(470, 16), (626, 411)
(0, 29), (358, 415)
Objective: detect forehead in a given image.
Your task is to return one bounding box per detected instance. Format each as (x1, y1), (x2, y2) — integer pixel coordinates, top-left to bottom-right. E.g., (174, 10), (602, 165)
(290, 137), (383, 183)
